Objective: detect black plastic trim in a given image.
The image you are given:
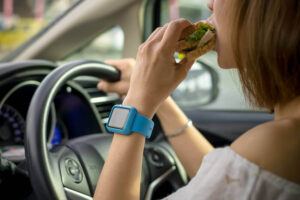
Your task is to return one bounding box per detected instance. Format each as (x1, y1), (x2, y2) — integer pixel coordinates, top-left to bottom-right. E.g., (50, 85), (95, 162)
(184, 110), (274, 144)
(0, 60), (56, 87)
(143, 0), (161, 41)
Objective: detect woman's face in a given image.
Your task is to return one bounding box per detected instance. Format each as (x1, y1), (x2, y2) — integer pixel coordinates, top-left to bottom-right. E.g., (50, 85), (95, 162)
(207, 0), (237, 69)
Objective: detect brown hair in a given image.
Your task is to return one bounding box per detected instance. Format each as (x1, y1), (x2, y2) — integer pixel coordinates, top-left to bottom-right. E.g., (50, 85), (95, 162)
(229, 0), (300, 110)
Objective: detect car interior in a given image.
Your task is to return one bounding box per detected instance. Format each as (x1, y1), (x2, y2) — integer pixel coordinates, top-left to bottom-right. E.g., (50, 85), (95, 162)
(0, 0), (274, 199)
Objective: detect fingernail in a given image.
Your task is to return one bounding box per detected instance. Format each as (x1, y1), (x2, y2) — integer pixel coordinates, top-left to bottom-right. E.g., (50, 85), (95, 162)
(97, 82), (103, 89)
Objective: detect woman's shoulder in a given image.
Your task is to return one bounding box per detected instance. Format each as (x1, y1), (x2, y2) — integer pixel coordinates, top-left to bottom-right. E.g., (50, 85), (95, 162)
(231, 118), (300, 184)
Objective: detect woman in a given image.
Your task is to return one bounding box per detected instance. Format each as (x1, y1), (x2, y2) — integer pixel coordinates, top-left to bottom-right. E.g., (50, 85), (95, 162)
(94, 0), (300, 199)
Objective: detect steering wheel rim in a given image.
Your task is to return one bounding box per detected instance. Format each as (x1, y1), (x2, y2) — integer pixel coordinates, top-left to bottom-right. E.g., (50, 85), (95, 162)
(25, 60), (120, 200)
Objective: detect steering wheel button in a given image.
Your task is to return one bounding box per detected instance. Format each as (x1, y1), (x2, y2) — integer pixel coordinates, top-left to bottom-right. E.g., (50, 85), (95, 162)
(68, 167), (78, 176)
(148, 151), (165, 168)
(65, 158), (83, 183)
(152, 153), (161, 162)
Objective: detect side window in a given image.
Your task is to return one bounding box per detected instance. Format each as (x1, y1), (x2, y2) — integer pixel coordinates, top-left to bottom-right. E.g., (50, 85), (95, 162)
(0, 0), (79, 59)
(64, 26), (124, 61)
(159, 0), (251, 111)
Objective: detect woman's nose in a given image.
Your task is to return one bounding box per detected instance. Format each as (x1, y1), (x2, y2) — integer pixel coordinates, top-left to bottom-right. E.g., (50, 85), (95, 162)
(207, 0), (214, 12)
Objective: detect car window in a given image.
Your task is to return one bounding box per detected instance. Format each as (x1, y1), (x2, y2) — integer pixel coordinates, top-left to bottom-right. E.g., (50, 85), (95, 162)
(0, 0), (79, 59)
(63, 26), (124, 61)
(159, 0), (252, 111)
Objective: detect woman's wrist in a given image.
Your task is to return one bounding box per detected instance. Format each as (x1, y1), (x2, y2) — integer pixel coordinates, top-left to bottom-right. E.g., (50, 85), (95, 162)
(156, 96), (190, 136)
(122, 95), (157, 119)
(157, 97), (187, 120)
(156, 96), (174, 117)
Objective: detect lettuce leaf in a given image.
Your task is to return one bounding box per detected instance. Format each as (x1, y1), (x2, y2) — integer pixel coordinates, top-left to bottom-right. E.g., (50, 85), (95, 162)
(184, 24), (215, 43)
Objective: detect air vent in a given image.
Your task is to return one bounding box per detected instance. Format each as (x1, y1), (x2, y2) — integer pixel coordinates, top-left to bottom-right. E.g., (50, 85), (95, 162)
(73, 76), (106, 98)
(93, 100), (115, 123)
(73, 76), (119, 124)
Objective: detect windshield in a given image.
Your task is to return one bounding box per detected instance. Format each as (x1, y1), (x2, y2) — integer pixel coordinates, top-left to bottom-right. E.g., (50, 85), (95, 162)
(0, 0), (79, 59)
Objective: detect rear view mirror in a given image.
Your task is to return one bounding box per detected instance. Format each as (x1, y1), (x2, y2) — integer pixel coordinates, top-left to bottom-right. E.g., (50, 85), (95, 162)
(172, 60), (219, 108)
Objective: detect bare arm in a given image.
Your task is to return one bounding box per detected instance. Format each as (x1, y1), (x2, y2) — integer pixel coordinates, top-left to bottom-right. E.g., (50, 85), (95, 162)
(93, 133), (145, 200)
(94, 19), (195, 199)
(157, 97), (214, 178)
(98, 62), (214, 181)
(93, 96), (213, 200)
(93, 95), (157, 200)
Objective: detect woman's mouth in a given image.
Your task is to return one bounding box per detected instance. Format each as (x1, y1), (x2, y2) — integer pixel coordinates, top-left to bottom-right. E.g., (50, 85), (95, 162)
(205, 17), (218, 51)
(205, 16), (215, 28)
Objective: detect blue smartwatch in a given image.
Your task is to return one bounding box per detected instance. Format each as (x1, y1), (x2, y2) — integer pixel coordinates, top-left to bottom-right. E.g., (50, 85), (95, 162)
(106, 105), (154, 139)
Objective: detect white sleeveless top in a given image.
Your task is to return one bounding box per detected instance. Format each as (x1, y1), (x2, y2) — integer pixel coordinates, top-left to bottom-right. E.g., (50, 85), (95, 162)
(164, 147), (300, 200)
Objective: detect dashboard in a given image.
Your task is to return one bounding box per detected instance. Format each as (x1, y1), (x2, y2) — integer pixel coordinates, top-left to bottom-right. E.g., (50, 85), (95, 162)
(0, 61), (120, 163)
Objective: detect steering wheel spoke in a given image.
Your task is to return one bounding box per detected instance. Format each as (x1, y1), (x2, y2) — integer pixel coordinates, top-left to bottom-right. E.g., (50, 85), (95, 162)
(64, 187), (93, 200)
(144, 143), (185, 200)
(50, 145), (92, 197)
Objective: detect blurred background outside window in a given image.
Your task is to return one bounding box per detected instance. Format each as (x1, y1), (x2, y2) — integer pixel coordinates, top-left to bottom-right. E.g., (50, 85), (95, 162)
(0, 0), (78, 59)
(162, 0), (252, 111)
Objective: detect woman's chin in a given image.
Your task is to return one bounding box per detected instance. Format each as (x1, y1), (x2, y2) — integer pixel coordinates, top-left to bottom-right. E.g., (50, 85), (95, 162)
(217, 55), (237, 69)
(215, 45), (237, 69)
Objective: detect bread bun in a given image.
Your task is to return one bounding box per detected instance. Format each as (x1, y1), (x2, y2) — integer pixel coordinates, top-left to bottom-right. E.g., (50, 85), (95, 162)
(186, 37), (216, 61)
(178, 21), (204, 40)
(176, 21), (216, 61)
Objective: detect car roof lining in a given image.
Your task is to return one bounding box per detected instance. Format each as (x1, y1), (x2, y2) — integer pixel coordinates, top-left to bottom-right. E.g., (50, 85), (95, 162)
(12, 0), (143, 61)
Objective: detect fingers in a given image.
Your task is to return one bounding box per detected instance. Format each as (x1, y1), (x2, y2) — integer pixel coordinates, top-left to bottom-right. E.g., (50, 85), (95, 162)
(176, 57), (195, 79)
(104, 58), (135, 73)
(98, 58), (134, 96)
(104, 59), (118, 65)
(147, 24), (168, 42)
(138, 19), (192, 62)
(138, 25), (168, 53)
(97, 81), (117, 93)
(147, 26), (163, 41)
(161, 19), (192, 49)
(97, 81), (127, 95)
(140, 19), (192, 55)
(104, 59), (124, 70)
(182, 57), (195, 72)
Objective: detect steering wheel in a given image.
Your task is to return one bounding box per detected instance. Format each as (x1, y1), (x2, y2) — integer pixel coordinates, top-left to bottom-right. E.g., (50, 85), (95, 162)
(25, 60), (187, 200)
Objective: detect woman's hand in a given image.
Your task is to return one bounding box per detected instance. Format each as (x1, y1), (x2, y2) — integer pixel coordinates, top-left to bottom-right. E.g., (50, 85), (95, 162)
(97, 58), (135, 96)
(124, 19), (195, 118)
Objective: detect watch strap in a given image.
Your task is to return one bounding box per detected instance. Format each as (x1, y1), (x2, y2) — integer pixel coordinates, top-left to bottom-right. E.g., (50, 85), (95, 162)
(131, 113), (154, 139)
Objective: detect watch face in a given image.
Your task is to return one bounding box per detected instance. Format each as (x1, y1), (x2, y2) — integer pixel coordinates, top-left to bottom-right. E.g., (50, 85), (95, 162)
(108, 107), (130, 129)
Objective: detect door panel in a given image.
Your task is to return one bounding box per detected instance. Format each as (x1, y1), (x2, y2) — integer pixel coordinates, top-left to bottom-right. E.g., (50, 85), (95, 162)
(184, 110), (274, 147)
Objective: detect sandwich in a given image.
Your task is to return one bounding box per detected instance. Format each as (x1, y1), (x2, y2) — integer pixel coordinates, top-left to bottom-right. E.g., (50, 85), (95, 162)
(176, 22), (216, 61)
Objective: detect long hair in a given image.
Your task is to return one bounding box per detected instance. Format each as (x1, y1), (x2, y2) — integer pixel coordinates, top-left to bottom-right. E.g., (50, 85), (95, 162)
(229, 0), (300, 110)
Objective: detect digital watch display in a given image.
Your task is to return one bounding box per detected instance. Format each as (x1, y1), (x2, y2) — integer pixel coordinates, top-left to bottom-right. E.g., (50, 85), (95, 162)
(106, 105), (154, 139)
